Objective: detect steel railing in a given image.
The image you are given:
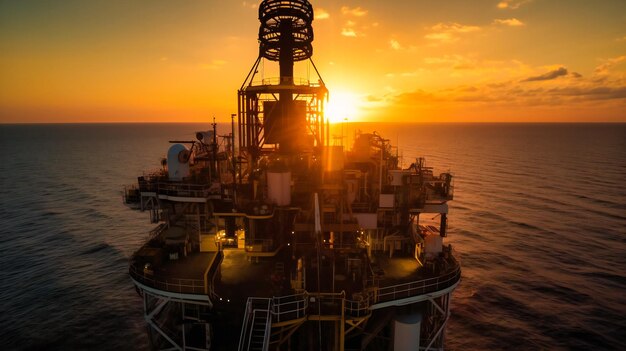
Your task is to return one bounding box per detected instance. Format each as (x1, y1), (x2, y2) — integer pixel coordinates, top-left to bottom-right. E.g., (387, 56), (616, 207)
(138, 178), (218, 198)
(250, 77), (319, 87)
(271, 294), (308, 323)
(375, 265), (461, 303)
(129, 263), (207, 294)
(245, 239), (276, 253)
(235, 261), (461, 350)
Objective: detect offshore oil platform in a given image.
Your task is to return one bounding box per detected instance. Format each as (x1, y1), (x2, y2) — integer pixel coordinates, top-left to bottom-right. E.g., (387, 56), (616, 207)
(124, 1), (460, 350)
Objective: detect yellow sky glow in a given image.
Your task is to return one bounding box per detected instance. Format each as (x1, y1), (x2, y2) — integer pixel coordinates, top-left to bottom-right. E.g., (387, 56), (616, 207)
(0, 0), (625, 123)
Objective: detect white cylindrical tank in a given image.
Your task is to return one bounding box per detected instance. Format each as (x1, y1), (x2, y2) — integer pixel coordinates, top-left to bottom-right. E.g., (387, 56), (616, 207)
(167, 144), (190, 181)
(393, 313), (422, 351)
(267, 172), (291, 206)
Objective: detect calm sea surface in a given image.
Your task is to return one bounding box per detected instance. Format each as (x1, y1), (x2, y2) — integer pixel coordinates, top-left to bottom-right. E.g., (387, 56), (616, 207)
(1, 123), (625, 350)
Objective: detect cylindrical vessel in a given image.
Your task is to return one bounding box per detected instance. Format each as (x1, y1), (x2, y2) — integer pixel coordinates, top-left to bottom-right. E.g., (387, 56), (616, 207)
(167, 144), (190, 181)
(393, 313), (422, 351)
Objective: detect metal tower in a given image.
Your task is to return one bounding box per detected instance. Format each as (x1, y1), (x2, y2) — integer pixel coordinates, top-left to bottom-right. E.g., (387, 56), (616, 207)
(238, 0), (328, 166)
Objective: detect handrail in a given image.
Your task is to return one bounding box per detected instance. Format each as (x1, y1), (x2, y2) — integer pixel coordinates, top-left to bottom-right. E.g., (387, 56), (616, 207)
(262, 304), (272, 351)
(375, 265), (461, 304)
(138, 179), (216, 198)
(129, 263), (207, 295)
(245, 239), (275, 252)
(234, 263), (461, 348)
(271, 294), (308, 322)
(344, 295), (372, 318)
(249, 77), (320, 87)
(239, 298), (272, 351)
(238, 300), (253, 351)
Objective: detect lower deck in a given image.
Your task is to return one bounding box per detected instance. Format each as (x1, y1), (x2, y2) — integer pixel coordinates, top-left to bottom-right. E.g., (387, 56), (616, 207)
(130, 249), (221, 295)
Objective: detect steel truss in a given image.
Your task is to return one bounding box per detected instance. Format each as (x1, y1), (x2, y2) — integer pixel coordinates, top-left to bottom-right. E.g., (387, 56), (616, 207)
(420, 293), (451, 351)
(142, 289), (212, 351)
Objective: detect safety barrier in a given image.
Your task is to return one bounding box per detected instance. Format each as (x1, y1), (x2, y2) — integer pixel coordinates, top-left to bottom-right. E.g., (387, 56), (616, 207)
(129, 263), (207, 294)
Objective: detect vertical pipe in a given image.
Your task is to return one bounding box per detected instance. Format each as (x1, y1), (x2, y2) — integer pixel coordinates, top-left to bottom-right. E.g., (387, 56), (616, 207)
(238, 92), (242, 150)
(231, 114), (237, 206)
(440, 213), (447, 237)
(379, 140), (384, 197)
(181, 302), (187, 349)
(212, 117), (218, 180)
(340, 298), (345, 351)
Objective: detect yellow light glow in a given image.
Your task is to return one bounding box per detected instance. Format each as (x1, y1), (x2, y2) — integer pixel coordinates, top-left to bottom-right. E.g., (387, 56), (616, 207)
(325, 91), (360, 123)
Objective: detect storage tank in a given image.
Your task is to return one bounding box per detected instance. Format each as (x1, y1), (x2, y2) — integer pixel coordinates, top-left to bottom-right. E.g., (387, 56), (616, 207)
(167, 144), (190, 181)
(393, 313), (422, 351)
(267, 172), (291, 206)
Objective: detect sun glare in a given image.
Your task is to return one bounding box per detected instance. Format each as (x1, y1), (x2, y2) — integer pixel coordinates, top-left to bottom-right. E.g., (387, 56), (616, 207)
(325, 91), (360, 123)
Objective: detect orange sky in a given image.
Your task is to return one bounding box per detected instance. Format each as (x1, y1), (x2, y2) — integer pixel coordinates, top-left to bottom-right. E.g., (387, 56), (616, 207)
(1, 0), (625, 123)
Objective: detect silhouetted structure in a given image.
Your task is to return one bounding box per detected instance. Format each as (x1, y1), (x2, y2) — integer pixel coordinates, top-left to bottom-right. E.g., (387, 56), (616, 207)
(125, 1), (460, 350)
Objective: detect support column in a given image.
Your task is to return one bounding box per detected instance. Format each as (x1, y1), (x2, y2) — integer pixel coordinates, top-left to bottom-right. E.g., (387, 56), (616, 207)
(340, 298), (345, 351)
(440, 213), (447, 237)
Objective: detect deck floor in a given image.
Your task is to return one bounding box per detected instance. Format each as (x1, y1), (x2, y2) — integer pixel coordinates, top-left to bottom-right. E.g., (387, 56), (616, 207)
(372, 252), (428, 286)
(155, 251), (217, 280)
(215, 249), (285, 301)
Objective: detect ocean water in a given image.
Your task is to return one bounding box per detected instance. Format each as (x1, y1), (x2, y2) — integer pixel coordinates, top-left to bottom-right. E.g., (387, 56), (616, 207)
(0, 123), (624, 350)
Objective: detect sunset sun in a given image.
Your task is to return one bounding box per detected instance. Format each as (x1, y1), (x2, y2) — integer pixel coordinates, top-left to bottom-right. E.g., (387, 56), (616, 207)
(325, 91), (361, 123)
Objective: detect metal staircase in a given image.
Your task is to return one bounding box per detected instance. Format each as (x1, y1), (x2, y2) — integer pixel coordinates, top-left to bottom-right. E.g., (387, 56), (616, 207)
(238, 298), (272, 351)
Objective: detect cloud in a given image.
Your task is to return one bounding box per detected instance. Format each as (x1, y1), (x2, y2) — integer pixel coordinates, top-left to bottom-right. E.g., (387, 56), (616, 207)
(391, 62), (626, 111)
(411, 55), (536, 78)
(341, 28), (357, 37)
(341, 6), (368, 17)
(200, 60), (227, 70)
(424, 32), (456, 43)
(423, 55), (476, 69)
(571, 72), (583, 78)
(340, 20), (366, 37)
(493, 18), (525, 27)
(521, 67), (568, 82)
(369, 57), (626, 121)
(394, 81), (626, 108)
(431, 22), (481, 33)
(382, 54), (625, 118)
(497, 0), (533, 10)
(546, 86), (626, 100)
(242, 1), (257, 9)
(594, 56), (626, 75)
(387, 39), (417, 52)
(316, 8), (330, 20)
(425, 22), (481, 43)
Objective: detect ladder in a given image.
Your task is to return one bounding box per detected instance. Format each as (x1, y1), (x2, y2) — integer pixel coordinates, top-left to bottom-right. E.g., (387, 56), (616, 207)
(238, 298), (272, 351)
